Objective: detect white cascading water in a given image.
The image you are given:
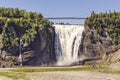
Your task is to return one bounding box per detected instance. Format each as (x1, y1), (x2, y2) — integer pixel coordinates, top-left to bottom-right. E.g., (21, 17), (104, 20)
(53, 24), (84, 65)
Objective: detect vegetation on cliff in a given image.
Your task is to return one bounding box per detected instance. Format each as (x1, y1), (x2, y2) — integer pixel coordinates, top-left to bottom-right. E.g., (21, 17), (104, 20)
(0, 7), (51, 55)
(85, 11), (120, 45)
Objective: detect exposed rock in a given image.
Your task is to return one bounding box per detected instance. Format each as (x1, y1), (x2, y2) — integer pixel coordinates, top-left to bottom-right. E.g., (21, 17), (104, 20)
(79, 25), (119, 63)
(0, 23), (120, 66)
(0, 50), (7, 60)
(103, 49), (120, 62)
(22, 27), (56, 66)
(0, 25), (56, 66)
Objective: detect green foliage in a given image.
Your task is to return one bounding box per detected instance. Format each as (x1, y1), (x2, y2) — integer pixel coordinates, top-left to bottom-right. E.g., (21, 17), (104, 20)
(0, 7), (50, 54)
(85, 11), (120, 45)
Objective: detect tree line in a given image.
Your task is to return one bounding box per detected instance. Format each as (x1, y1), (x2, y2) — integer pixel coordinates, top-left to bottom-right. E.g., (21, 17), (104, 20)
(85, 11), (120, 45)
(0, 7), (51, 54)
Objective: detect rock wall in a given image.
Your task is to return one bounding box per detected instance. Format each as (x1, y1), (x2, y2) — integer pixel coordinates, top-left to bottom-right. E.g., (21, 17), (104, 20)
(79, 25), (120, 63)
(0, 24), (120, 67)
(22, 26), (56, 66)
(0, 26), (56, 67)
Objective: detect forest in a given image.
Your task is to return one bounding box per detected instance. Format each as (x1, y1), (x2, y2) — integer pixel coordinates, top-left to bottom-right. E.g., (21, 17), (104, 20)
(85, 11), (120, 45)
(0, 7), (51, 54)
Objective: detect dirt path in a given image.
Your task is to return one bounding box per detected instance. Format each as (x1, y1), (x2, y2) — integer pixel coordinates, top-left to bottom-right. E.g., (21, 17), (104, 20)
(27, 71), (120, 80)
(0, 76), (12, 80)
(109, 62), (120, 71)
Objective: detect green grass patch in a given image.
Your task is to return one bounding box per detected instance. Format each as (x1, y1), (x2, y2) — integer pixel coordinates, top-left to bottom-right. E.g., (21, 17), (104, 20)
(97, 70), (120, 74)
(10, 66), (95, 72)
(0, 71), (27, 80)
(115, 71), (120, 74)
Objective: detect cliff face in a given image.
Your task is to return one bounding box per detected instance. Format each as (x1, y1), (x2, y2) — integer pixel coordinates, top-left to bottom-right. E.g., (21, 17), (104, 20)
(22, 27), (56, 66)
(0, 26), (56, 67)
(1, 24), (120, 67)
(79, 25), (120, 63)
(79, 11), (120, 63)
(0, 7), (56, 67)
(0, 8), (120, 67)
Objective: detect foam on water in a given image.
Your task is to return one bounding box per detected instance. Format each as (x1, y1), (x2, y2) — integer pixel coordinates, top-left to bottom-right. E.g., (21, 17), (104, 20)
(54, 24), (84, 65)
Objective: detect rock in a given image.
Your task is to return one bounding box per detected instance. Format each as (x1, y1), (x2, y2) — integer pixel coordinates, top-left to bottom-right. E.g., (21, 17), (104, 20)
(104, 49), (120, 62)
(22, 27), (56, 66)
(0, 50), (7, 60)
(0, 61), (14, 68)
(0, 23), (120, 67)
(79, 25), (119, 63)
(0, 26), (56, 67)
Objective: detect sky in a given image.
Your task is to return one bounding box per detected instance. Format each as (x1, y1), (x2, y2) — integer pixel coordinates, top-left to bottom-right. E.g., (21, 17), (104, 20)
(0, 0), (120, 24)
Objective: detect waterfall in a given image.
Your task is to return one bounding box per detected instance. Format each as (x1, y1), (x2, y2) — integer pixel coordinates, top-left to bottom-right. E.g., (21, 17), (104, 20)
(18, 53), (22, 66)
(53, 24), (84, 65)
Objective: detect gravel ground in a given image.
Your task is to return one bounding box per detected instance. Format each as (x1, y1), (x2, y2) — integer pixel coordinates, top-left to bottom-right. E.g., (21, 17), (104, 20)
(109, 62), (120, 71)
(0, 76), (12, 80)
(0, 65), (120, 80)
(27, 71), (120, 80)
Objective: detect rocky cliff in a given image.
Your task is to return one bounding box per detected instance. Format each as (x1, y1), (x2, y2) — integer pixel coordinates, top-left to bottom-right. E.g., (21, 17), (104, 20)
(0, 26), (56, 67)
(22, 26), (56, 66)
(0, 7), (56, 67)
(0, 8), (120, 67)
(79, 25), (120, 62)
(80, 11), (120, 63)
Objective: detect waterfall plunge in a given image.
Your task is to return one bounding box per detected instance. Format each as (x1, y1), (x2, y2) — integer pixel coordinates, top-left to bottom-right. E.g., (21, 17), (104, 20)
(54, 24), (84, 65)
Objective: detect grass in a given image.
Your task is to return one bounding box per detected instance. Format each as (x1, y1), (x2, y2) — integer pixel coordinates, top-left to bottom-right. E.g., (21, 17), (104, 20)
(97, 69), (120, 74)
(9, 65), (120, 75)
(115, 71), (120, 74)
(10, 66), (95, 72)
(0, 64), (120, 79)
(0, 66), (95, 79)
(0, 71), (27, 80)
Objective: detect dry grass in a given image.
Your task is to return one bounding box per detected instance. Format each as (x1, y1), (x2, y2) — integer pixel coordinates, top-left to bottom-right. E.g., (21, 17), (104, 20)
(0, 64), (120, 80)
(10, 66), (94, 72)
